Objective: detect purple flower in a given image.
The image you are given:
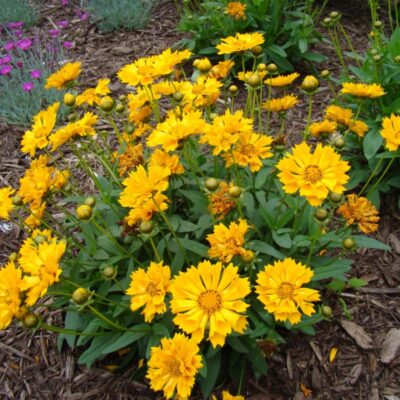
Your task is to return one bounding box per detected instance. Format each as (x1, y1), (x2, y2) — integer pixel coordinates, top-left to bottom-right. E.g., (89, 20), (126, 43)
(30, 69), (42, 79)
(16, 38), (33, 50)
(14, 29), (23, 38)
(80, 12), (89, 21)
(63, 41), (74, 49)
(49, 29), (60, 37)
(16, 61), (23, 68)
(4, 41), (14, 51)
(0, 55), (12, 65)
(7, 21), (24, 30)
(60, 0), (69, 5)
(22, 82), (35, 92)
(0, 65), (12, 75)
(57, 20), (69, 29)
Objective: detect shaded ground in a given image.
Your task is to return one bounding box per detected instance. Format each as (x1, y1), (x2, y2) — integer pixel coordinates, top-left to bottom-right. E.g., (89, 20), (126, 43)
(1, 0), (400, 399)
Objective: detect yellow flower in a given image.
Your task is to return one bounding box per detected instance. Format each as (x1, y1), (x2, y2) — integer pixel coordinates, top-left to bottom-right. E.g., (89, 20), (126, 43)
(24, 202), (46, 228)
(309, 120), (337, 137)
(348, 119), (369, 137)
(256, 258), (320, 325)
(76, 78), (111, 106)
(222, 131), (273, 172)
(341, 82), (386, 98)
(325, 105), (353, 126)
(200, 110), (252, 155)
(207, 219), (249, 263)
(119, 164), (170, 226)
(216, 32), (265, 55)
(209, 60), (235, 80)
(264, 72), (300, 87)
(147, 110), (207, 152)
(213, 392), (245, 400)
(126, 261), (170, 322)
(208, 181), (236, 219)
(225, 2), (247, 20)
(276, 142), (350, 206)
(337, 194), (379, 234)
(170, 260), (250, 347)
(21, 102), (60, 157)
(380, 113), (400, 151)
(149, 149), (184, 175)
(116, 143), (144, 176)
(0, 261), (23, 329)
(0, 187), (15, 220)
(263, 95), (299, 112)
(191, 75), (222, 108)
(19, 233), (66, 306)
(45, 62), (82, 90)
(49, 112), (98, 151)
(146, 333), (202, 399)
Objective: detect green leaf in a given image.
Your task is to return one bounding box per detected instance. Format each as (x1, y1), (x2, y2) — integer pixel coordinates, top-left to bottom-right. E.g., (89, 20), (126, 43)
(198, 350), (221, 399)
(93, 249), (109, 260)
(363, 128), (383, 160)
(248, 346), (268, 376)
(255, 167), (271, 189)
(78, 333), (120, 366)
(101, 326), (150, 355)
(326, 279), (346, 293)
(152, 322), (171, 338)
(180, 238), (209, 257)
(272, 231), (292, 249)
(250, 240), (285, 259)
(353, 235), (390, 250)
(299, 38), (308, 53)
(227, 336), (249, 353)
(312, 257), (353, 281)
(199, 46), (217, 55)
(198, 355), (207, 378)
(348, 278), (368, 288)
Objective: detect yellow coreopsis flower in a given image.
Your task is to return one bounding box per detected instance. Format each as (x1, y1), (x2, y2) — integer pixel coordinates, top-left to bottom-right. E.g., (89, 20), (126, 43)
(19, 234), (66, 306)
(216, 32), (265, 55)
(76, 78), (111, 106)
(264, 72), (300, 87)
(309, 120), (337, 137)
(225, 2), (247, 20)
(256, 258), (320, 325)
(208, 181), (236, 219)
(0, 261), (23, 329)
(45, 62), (82, 90)
(209, 60), (235, 80)
(147, 110), (207, 152)
(276, 142), (350, 206)
(348, 119), (369, 137)
(170, 260), (250, 347)
(21, 102), (60, 157)
(263, 94), (299, 112)
(325, 105), (353, 126)
(380, 113), (400, 151)
(190, 75), (222, 108)
(24, 202), (46, 228)
(200, 110), (252, 155)
(149, 149), (184, 175)
(147, 333), (202, 399)
(116, 143), (144, 176)
(119, 164), (170, 226)
(207, 219), (249, 263)
(222, 131), (273, 172)
(126, 261), (171, 322)
(337, 194), (380, 234)
(0, 187), (15, 220)
(341, 82), (386, 98)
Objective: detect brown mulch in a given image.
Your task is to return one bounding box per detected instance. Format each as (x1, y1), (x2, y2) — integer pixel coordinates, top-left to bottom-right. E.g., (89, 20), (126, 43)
(1, 0), (400, 399)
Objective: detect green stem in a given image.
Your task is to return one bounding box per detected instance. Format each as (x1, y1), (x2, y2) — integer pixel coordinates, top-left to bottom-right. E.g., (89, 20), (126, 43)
(87, 304), (129, 331)
(41, 323), (107, 336)
(367, 157), (396, 195)
(149, 236), (161, 261)
(358, 156), (384, 195)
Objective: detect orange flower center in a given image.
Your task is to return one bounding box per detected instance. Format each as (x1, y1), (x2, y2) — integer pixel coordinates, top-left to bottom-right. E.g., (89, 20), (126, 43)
(277, 282), (295, 300)
(168, 360), (182, 377)
(239, 144), (255, 155)
(304, 165), (322, 184)
(146, 282), (161, 297)
(198, 289), (222, 316)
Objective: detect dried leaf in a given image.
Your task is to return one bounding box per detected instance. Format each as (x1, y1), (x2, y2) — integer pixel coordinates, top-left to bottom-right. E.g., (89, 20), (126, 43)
(339, 319), (373, 350)
(380, 328), (400, 364)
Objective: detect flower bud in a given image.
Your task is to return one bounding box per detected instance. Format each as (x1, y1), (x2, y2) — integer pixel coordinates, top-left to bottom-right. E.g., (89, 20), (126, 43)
(329, 192), (343, 203)
(329, 11), (340, 19)
(196, 58), (212, 72)
(247, 73), (261, 88)
(321, 305), (333, 318)
(343, 237), (356, 250)
(267, 63), (278, 73)
(64, 93), (76, 107)
(72, 287), (91, 305)
(76, 204), (92, 220)
(251, 45), (263, 56)
(322, 17), (332, 26)
(12, 195), (22, 206)
(314, 207), (329, 222)
(23, 312), (39, 329)
(115, 103), (125, 113)
(374, 20), (383, 28)
(228, 85), (238, 95)
(119, 94), (127, 102)
(334, 137), (345, 149)
(34, 235), (46, 245)
(102, 265), (117, 279)
(320, 69), (330, 78)
(84, 197), (96, 207)
(192, 59), (200, 69)
(228, 185), (242, 198)
(257, 63), (267, 72)
(139, 220), (154, 234)
(395, 55), (400, 63)
(370, 48), (378, 55)
(205, 178), (220, 191)
(100, 96), (115, 112)
(241, 250), (255, 263)
(373, 54), (382, 62)
(68, 113), (78, 122)
(173, 92), (184, 102)
(301, 75), (319, 93)
(9, 252), (18, 262)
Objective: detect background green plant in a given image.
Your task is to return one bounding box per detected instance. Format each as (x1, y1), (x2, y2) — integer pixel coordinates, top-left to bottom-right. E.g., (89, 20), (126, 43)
(0, 0), (38, 26)
(83, 0), (158, 32)
(177, 0), (327, 71)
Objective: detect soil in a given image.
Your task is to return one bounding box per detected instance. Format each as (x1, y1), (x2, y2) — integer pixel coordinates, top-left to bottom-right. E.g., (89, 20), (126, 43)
(1, 1), (399, 399)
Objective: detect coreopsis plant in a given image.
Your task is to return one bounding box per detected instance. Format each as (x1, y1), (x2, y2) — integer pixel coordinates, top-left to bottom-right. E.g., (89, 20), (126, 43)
(0, 42), (390, 399)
